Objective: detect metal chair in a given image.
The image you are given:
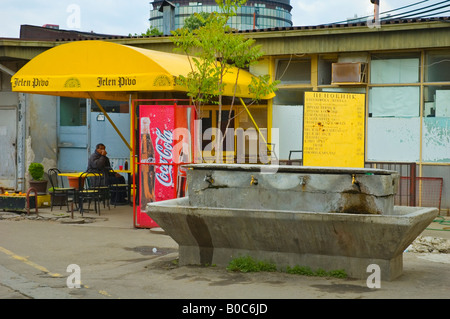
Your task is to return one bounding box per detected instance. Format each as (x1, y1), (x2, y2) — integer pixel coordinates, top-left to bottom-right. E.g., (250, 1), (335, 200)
(77, 171), (102, 216)
(87, 168), (111, 211)
(47, 168), (76, 212)
(107, 170), (129, 207)
(288, 150), (303, 165)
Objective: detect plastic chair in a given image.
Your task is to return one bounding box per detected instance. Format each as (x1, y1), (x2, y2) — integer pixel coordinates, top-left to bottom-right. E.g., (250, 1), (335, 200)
(77, 171), (102, 216)
(47, 168), (76, 212)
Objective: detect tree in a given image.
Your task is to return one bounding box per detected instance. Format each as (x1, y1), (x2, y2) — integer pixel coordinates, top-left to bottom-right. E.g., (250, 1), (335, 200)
(171, 0), (278, 162)
(129, 26), (163, 37)
(183, 12), (211, 31)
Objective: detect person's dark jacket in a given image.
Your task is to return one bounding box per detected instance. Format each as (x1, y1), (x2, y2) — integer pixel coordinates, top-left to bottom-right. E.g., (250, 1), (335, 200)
(87, 150), (125, 188)
(88, 150), (111, 172)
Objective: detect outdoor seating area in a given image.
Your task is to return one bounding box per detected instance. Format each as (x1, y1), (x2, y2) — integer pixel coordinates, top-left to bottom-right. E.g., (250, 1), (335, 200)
(49, 169), (132, 217)
(47, 168), (76, 212)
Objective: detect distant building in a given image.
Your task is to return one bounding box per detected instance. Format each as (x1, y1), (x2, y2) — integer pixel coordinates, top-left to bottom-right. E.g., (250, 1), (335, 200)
(42, 24), (60, 30)
(19, 24), (124, 41)
(149, 0), (293, 32)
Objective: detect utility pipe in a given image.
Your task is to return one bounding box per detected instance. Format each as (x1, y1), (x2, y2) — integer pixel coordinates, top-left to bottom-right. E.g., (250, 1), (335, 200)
(0, 63), (14, 76)
(0, 64), (26, 192)
(374, 0), (380, 25)
(371, 0), (380, 25)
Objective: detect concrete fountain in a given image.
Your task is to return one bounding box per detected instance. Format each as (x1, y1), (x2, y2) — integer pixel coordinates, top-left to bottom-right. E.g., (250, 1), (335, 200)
(146, 164), (438, 280)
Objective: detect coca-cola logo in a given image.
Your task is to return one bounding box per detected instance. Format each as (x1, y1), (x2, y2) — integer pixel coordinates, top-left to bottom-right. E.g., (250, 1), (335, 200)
(155, 128), (173, 187)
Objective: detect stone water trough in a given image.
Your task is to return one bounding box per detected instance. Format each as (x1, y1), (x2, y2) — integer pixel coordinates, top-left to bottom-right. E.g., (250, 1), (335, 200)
(146, 164), (438, 280)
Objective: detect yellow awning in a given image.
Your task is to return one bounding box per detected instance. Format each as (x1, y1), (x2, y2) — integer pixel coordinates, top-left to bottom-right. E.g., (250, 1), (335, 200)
(11, 40), (273, 101)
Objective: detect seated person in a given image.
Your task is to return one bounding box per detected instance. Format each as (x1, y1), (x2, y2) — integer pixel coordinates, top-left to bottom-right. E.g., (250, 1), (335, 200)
(88, 143), (126, 184)
(88, 143), (127, 203)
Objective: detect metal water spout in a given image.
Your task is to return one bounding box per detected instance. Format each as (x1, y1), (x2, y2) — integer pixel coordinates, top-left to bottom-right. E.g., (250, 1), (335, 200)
(204, 174), (214, 185)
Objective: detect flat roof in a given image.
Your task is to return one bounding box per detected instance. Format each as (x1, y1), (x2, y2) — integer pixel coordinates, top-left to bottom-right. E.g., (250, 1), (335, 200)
(2, 17), (450, 60)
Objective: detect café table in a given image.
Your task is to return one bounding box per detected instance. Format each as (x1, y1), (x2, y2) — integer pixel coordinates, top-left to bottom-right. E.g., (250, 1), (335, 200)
(58, 172), (84, 177)
(59, 170), (132, 204)
(58, 172), (85, 188)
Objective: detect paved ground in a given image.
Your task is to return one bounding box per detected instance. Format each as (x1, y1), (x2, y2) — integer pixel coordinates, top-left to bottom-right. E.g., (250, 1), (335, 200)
(0, 204), (449, 301)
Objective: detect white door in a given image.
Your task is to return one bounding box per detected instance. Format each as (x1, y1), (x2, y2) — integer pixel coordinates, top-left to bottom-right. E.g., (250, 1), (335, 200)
(0, 107), (17, 189)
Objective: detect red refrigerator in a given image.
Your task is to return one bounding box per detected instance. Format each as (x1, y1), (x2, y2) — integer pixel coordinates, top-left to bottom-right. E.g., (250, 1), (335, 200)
(135, 103), (194, 228)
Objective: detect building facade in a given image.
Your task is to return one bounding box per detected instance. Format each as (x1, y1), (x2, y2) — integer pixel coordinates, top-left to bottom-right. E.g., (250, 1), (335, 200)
(149, 0), (293, 32)
(1, 18), (449, 213)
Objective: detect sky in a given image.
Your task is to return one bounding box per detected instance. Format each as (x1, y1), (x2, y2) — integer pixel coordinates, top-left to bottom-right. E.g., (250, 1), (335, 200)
(0, 0), (448, 38)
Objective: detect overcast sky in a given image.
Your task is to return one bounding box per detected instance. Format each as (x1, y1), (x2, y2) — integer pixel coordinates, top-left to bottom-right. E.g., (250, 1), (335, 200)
(0, 0), (448, 38)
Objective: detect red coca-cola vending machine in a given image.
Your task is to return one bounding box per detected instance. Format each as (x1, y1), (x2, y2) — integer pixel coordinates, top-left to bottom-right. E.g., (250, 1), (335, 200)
(135, 102), (195, 228)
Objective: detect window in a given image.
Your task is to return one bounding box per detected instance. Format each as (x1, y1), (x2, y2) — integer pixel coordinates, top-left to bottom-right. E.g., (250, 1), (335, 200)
(273, 88), (307, 106)
(275, 59), (311, 84)
(423, 55), (450, 159)
(60, 97), (86, 126)
(369, 87), (420, 117)
(425, 50), (450, 82)
(423, 86), (450, 117)
(369, 53), (420, 117)
(318, 55), (337, 85)
(371, 54), (420, 84)
(91, 100), (128, 114)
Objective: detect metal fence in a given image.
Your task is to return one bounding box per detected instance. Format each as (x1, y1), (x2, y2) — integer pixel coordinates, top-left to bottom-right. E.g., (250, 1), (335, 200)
(365, 162), (443, 213)
(396, 176), (443, 211)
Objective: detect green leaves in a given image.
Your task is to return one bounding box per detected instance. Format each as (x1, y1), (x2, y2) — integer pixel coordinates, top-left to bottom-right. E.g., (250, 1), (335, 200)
(216, 0), (247, 19)
(171, 0), (275, 108)
(227, 255), (277, 273)
(249, 75), (280, 102)
(171, 0), (277, 162)
(28, 162), (45, 181)
(129, 26), (162, 37)
(183, 12), (211, 31)
(227, 255), (348, 279)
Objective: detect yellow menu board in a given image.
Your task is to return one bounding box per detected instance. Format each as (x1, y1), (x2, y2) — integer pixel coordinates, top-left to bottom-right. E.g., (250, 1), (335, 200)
(303, 92), (365, 168)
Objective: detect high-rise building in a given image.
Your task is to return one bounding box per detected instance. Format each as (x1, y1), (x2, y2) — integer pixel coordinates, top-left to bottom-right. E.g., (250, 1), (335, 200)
(149, 0), (293, 33)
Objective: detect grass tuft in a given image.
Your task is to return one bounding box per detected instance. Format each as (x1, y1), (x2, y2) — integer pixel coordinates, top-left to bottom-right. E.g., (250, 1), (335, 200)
(227, 255), (347, 279)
